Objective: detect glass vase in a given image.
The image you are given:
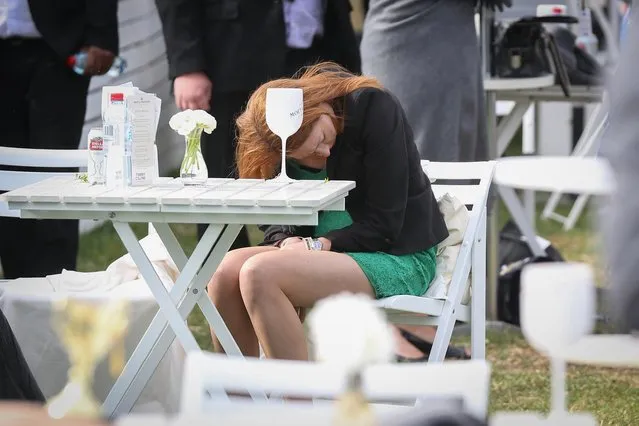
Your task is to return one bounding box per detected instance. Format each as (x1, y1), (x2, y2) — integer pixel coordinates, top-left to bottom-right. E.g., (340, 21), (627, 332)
(180, 127), (208, 185)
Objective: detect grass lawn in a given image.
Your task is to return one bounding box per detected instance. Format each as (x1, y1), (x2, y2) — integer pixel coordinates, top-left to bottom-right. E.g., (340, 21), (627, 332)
(75, 199), (639, 425)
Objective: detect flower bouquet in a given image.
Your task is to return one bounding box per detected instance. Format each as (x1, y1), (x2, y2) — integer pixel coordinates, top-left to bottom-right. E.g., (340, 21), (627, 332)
(169, 109), (217, 185)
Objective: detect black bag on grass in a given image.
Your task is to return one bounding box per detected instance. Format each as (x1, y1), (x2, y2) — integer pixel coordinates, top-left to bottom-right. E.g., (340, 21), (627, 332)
(498, 220), (564, 326)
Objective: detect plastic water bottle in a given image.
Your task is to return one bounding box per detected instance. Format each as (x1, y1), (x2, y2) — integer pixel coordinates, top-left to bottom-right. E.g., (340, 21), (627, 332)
(67, 52), (127, 77)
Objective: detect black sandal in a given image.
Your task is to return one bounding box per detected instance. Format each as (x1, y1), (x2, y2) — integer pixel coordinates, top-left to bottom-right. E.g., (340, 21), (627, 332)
(398, 328), (471, 361)
(395, 353), (430, 363)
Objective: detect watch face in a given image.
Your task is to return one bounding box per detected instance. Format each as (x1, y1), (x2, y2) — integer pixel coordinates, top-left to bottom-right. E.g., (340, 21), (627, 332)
(312, 239), (323, 251)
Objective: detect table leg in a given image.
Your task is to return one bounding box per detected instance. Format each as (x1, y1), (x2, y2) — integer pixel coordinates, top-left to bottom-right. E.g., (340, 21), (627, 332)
(522, 102), (537, 229)
(103, 224), (224, 417)
(497, 101), (532, 157)
(498, 186), (547, 258)
(486, 89), (500, 322)
(152, 222), (188, 270)
(103, 224), (265, 418)
(112, 222), (200, 351)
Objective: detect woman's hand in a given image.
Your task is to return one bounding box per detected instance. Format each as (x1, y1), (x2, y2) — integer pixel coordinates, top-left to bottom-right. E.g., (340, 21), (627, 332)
(280, 240), (309, 251)
(279, 237), (303, 248)
(318, 237), (331, 251)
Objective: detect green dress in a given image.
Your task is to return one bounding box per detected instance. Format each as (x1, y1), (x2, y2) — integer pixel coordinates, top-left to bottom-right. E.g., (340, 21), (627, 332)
(288, 161), (438, 299)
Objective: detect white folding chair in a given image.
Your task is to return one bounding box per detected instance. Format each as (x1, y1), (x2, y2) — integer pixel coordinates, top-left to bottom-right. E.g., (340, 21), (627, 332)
(0, 146), (88, 278)
(541, 99), (608, 230)
(179, 351), (492, 421)
(376, 161), (496, 363)
(0, 146), (88, 218)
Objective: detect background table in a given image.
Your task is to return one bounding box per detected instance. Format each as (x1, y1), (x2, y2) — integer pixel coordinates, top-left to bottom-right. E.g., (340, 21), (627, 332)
(3, 176), (354, 418)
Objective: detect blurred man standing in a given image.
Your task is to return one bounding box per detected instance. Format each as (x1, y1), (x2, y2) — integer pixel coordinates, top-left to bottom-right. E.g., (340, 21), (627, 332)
(155, 0), (360, 249)
(601, 3), (639, 334)
(0, 0), (119, 278)
(361, 0), (510, 162)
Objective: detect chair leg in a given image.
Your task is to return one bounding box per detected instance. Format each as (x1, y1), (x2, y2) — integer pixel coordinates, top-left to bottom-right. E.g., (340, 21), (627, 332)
(427, 312), (454, 363)
(471, 211), (487, 360)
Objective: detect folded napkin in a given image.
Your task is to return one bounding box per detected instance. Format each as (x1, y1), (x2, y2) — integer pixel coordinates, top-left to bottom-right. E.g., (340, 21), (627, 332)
(50, 229), (179, 294)
(3, 228), (179, 296)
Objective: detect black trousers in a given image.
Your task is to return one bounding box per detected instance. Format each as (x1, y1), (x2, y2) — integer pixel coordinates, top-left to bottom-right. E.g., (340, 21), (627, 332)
(197, 44), (325, 248)
(0, 308), (45, 402)
(0, 38), (88, 279)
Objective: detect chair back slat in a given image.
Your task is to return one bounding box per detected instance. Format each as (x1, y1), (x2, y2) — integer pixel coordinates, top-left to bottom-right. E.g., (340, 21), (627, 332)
(181, 352), (491, 420)
(423, 160), (495, 212)
(422, 160), (495, 181)
(0, 147), (88, 217)
(0, 170), (78, 192)
(0, 146), (87, 168)
(431, 185), (482, 206)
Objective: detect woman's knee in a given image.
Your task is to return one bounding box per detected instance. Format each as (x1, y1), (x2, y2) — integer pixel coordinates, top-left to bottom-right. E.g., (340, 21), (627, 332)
(238, 253), (277, 307)
(207, 250), (247, 298)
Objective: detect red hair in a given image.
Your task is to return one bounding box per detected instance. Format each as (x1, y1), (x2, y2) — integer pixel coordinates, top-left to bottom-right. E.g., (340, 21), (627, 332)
(235, 62), (383, 179)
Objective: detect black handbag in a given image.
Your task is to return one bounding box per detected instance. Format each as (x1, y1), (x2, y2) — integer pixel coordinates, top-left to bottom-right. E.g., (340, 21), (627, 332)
(493, 16), (578, 97)
(551, 26), (607, 86)
(497, 220), (564, 326)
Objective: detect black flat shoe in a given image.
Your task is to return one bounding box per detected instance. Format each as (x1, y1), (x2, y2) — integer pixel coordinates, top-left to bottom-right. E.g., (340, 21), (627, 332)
(399, 328), (471, 360)
(395, 354), (430, 363)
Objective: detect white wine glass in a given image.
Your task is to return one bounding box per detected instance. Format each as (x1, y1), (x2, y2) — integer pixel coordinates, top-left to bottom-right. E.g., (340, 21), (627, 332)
(520, 262), (596, 418)
(265, 87), (303, 182)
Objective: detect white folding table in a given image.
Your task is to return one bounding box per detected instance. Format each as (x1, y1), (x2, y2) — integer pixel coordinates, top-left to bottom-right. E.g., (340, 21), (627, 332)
(2, 176), (354, 418)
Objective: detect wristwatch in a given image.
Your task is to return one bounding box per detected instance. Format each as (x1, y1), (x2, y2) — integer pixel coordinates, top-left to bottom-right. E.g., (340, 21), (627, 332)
(302, 237), (323, 251)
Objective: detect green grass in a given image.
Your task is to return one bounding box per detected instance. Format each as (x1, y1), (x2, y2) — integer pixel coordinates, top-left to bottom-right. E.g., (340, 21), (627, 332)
(73, 201), (639, 425)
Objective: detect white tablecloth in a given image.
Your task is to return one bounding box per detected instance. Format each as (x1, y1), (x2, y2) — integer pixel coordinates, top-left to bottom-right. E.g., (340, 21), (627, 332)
(0, 232), (185, 413)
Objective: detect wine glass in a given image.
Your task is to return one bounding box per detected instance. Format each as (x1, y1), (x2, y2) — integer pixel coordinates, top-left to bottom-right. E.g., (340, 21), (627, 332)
(265, 88), (303, 182)
(520, 262), (596, 418)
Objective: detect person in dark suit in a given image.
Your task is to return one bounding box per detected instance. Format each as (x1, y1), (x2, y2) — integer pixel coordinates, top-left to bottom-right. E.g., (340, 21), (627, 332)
(154, 0), (361, 249)
(205, 63), (448, 361)
(0, 0), (119, 279)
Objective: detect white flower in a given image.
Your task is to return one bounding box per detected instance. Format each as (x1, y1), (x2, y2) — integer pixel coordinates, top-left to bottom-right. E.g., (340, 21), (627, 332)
(192, 109), (217, 134)
(169, 109), (217, 136)
(307, 292), (395, 375)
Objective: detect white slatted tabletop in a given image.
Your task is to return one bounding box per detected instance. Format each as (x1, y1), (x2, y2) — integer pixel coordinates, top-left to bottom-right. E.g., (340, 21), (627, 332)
(2, 176), (355, 225)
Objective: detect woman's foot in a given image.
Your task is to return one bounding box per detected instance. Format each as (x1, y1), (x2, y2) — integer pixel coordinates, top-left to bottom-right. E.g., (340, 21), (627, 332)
(394, 327), (471, 362)
(392, 326), (428, 362)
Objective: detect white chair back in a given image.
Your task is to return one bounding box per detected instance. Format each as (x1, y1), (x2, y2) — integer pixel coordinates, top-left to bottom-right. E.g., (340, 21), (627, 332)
(0, 146), (87, 217)
(180, 352), (491, 420)
(422, 160), (494, 211)
(376, 161), (495, 362)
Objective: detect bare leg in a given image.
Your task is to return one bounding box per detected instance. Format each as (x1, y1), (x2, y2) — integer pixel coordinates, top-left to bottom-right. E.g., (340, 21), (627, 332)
(392, 326), (426, 359)
(207, 246), (277, 357)
(238, 250), (374, 361)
